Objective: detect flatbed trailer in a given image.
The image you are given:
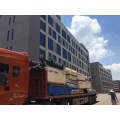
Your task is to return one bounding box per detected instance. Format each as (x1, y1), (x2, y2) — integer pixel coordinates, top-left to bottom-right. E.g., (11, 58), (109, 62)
(25, 92), (96, 105)
(0, 48), (97, 105)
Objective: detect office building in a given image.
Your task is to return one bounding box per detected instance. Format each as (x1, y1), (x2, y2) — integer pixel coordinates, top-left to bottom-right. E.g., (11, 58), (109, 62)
(0, 15), (90, 77)
(113, 80), (120, 92)
(90, 62), (113, 92)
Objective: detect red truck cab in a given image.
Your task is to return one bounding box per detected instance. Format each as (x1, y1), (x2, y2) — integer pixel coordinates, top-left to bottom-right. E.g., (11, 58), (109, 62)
(0, 48), (29, 105)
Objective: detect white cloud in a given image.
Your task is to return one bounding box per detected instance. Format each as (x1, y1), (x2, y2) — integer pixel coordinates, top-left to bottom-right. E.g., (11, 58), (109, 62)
(104, 63), (120, 80)
(68, 15), (113, 62)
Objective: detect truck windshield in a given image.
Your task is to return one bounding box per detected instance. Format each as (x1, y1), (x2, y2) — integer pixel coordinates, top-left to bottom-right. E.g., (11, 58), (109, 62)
(0, 63), (9, 85)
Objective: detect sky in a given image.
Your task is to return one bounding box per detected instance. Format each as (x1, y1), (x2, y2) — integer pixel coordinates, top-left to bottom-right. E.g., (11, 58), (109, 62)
(61, 15), (120, 80)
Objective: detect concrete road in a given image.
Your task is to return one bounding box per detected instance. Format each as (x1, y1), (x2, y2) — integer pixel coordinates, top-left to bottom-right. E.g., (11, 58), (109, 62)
(95, 93), (120, 105)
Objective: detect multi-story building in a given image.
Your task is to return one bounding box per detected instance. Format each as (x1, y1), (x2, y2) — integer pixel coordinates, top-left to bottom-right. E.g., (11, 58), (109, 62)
(90, 62), (113, 92)
(113, 80), (120, 92)
(0, 15), (90, 77)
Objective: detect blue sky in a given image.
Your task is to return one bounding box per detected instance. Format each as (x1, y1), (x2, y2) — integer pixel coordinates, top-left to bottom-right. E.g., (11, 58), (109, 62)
(61, 15), (120, 80)
(61, 15), (120, 65)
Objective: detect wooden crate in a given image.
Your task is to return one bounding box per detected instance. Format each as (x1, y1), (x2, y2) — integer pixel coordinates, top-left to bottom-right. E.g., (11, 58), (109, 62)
(47, 66), (66, 84)
(77, 73), (85, 81)
(78, 80), (91, 89)
(66, 74), (77, 81)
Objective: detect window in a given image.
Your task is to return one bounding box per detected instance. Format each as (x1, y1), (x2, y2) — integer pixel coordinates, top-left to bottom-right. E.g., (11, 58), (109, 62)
(53, 55), (57, 62)
(48, 37), (53, 51)
(66, 42), (68, 49)
(63, 60), (66, 66)
(48, 27), (52, 36)
(69, 45), (71, 51)
(62, 48), (67, 60)
(73, 48), (75, 54)
(56, 44), (61, 56)
(40, 20), (46, 32)
(67, 35), (70, 43)
(53, 30), (56, 39)
(11, 29), (14, 40)
(62, 30), (66, 39)
(40, 15), (46, 20)
(56, 23), (60, 33)
(13, 66), (20, 77)
(7, 30), (10, 41)
(76, 51), (77, 56)
(40, 32), (46, 47)
(40, 49), (46, 58)
(9, 17), (11, 25)
(58, 35), (61, 43)
(48, 15), (53, 26)
(13, 16), (16, 23)
(48, 52), (52, 61)
(0, 63), (9, 85)
(63, 39), (65, 47)
(59, 58), (62, 64)
(68, 52), (71, 62)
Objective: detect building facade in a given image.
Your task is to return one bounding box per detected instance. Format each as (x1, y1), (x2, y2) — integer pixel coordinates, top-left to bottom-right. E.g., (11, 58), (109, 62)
(113, 80), (120, 92)
(0, 15), (90, 77)
(90, 62), (113, 92)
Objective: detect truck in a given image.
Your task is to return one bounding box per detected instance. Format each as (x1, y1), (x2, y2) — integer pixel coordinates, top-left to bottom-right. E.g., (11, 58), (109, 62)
(0, 48), (96, 105)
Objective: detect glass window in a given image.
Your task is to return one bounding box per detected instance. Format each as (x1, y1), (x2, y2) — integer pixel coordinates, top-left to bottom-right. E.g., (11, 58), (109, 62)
(40, 32), (46, 47)
(56, 23), (60, 33)
(59, 58), (62, 64)
(11, 29), (14, 40)
(13, 66), (20, 77)
(48, 27), (52, 36)
(7, 30), (10, 41)
(40, 49), (46, 58)
(40, 20), (46, 32)
(48, 15), (53, 26)
(13, 16), (16, 23)
(40, 15), (46, 20)
(53, 30), (56, 40)
(53, 55), (57, 62)
(62, 30), (66, 39)
(62, 48), (67, 60)
(69, 45), (71, 51)
(67, 35), (70, 43)
(66, 42), (68, 49)
(0, 63), (9, 85)
(73, 48), (75, 54)
(58, 35), (61, 43)
(48, 52), (52, 61)
(68, 52), (71, 62)
(56, 44), (61, 56)
(48, 37), (53, 51)
(63, 60), (66, 66)
(63, 39), (65, 47)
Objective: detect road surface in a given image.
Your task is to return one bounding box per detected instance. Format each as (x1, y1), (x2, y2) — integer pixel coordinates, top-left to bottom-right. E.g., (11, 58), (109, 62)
(95, 93), (120, 105)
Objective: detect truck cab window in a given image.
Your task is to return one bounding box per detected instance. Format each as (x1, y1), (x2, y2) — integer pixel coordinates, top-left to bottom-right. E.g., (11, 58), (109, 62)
(13, 66), (20, 77)
(0, 63), (9, 85)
